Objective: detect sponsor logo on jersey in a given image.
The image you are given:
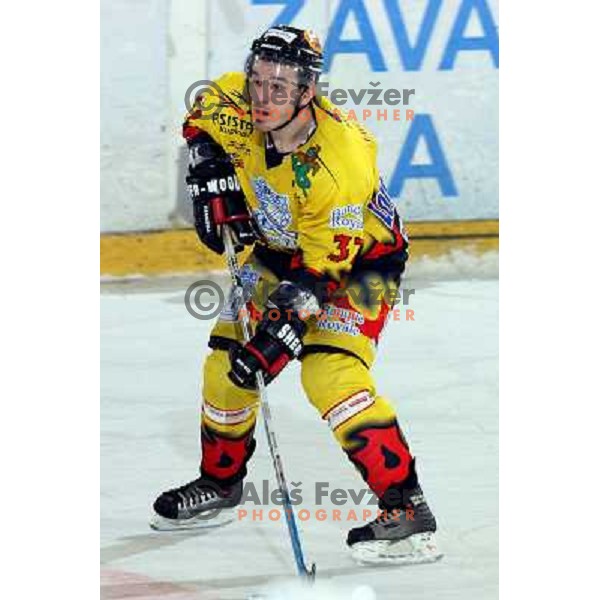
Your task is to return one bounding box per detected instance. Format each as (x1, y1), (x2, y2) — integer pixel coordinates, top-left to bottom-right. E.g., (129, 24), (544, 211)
(251, 177), (298, 250)
(315, 304), (364, 337)
(367, 179), (396, 230)
(227, 140), (252, 169)
(213, 113), (254, 137)
(329, 204), (364, 231)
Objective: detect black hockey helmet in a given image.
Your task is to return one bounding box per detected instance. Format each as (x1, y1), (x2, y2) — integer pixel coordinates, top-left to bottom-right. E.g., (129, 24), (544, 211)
(245, 25), (324, 86)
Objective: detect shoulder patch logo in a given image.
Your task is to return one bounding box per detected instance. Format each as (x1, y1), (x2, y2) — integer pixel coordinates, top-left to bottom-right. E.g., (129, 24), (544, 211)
(367, 179), (397, 230)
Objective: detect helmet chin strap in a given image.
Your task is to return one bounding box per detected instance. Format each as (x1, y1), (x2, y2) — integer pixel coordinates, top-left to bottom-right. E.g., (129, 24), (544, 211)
(244, 76), (311, 133)
(270, 89), (311, 132)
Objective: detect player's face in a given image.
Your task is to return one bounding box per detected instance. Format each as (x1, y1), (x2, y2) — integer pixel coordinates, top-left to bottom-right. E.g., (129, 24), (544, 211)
(247, 59), (313, 132)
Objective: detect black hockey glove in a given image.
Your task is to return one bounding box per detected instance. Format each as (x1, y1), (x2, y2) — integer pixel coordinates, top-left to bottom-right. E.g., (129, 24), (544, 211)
(187, 133), (260, 254)
(228, 281), (320, 390)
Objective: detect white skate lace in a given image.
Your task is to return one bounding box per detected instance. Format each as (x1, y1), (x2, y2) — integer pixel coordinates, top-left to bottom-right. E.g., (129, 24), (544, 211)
(176, 485), (218, 510)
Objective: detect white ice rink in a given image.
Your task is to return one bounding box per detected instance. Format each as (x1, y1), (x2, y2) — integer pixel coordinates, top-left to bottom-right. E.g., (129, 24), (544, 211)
(101, 263), (498, 599)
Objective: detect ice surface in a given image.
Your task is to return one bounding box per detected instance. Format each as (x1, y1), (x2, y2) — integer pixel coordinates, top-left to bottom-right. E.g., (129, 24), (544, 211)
(246, 579), (376, 599)
(101, 273), (498, 599)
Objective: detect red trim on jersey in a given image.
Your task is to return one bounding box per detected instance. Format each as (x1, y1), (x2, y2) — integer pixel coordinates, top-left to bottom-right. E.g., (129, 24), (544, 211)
(290, 250), (304, 270)
(361, 221), (406, 261)
(183, 124), (206, 141)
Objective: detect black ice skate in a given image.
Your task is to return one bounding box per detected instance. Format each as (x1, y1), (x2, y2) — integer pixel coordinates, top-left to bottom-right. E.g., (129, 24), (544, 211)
(150, 476), (243, 531)
(347, 484), (442, 565)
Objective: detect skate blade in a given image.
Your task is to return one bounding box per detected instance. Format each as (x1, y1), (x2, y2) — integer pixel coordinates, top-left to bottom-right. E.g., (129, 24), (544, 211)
(351, 532), (443, 566)
(149, 508), (236, 531)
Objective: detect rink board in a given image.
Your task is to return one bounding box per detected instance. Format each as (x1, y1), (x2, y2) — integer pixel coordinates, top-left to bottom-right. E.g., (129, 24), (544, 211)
(100, 219), (499, 277)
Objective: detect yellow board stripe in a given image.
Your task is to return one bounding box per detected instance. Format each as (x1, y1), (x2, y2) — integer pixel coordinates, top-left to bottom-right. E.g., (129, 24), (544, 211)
(100, 219), (499, 277)
(405, 219), (499, 238)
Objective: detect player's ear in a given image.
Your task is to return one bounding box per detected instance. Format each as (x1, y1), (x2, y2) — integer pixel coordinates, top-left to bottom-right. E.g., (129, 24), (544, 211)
(300, 82), (316, 105)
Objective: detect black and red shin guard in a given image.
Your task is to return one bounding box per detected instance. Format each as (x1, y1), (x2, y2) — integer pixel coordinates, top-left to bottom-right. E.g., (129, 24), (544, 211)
(200, 423), (256, 487)
(345, 420), (418, 507)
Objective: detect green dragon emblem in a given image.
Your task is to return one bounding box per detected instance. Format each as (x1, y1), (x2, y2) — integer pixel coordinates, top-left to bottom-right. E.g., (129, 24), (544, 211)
(291, 144), (322, 196)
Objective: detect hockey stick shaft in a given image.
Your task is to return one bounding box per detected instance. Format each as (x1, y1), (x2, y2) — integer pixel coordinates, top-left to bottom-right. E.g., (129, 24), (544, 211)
(222, 226), (315, 580)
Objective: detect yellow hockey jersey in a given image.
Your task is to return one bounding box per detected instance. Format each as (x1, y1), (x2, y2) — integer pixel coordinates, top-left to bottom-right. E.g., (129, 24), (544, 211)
(183, 71), (407, 286)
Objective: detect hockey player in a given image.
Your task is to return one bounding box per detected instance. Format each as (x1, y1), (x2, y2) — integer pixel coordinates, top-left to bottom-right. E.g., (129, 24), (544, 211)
(152, 25), (440, 564)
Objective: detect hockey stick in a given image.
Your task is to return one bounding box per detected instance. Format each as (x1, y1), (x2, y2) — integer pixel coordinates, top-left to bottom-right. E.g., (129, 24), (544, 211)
(222, 225), (316, 581)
